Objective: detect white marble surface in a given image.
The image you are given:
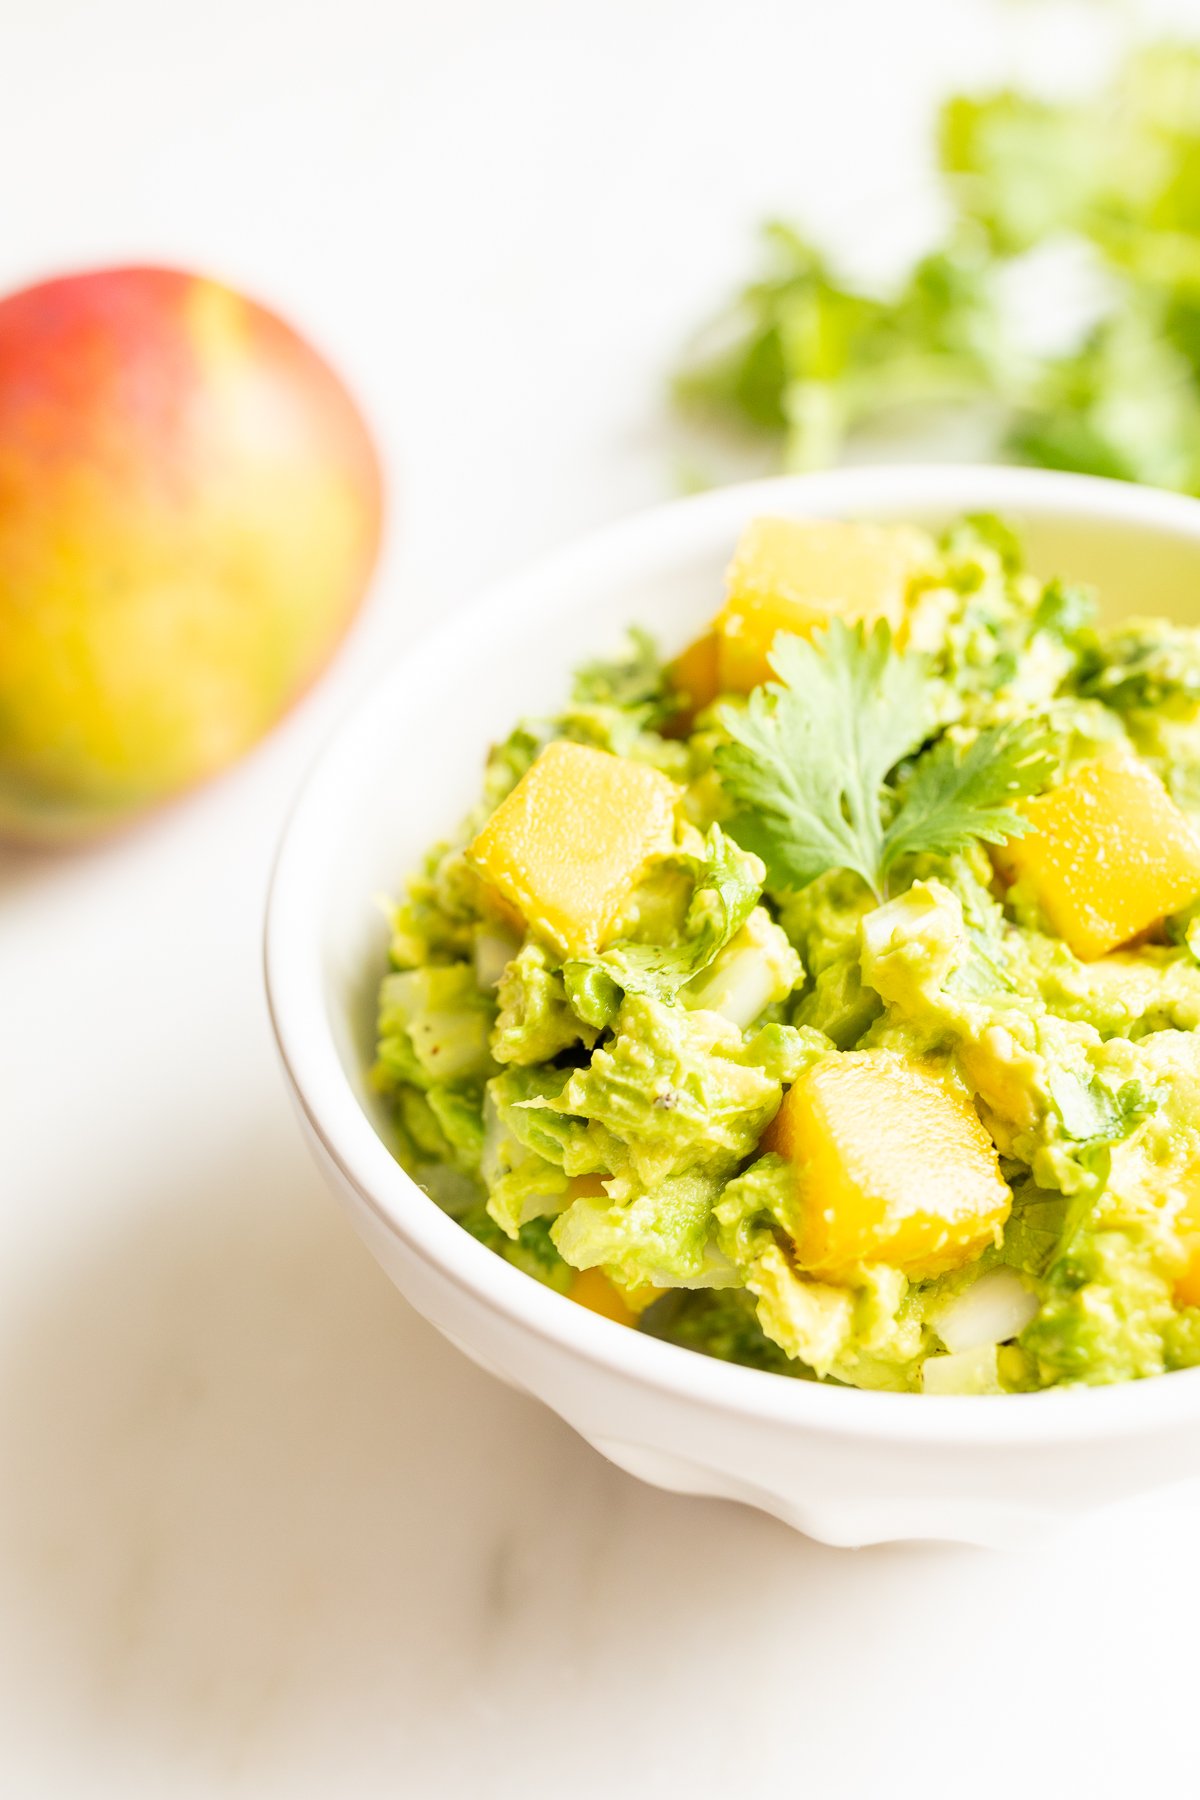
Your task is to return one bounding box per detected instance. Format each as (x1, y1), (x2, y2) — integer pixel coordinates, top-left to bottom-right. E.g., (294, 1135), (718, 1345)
(3, 1), (1199, 1793)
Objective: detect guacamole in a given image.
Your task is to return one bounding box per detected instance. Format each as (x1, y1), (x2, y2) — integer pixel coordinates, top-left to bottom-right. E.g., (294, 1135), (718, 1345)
(372, 514), (1200, 1393)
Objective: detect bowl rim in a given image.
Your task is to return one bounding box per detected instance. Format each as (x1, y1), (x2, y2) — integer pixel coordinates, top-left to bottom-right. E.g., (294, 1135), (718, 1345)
(266, 462), (1200, 1448)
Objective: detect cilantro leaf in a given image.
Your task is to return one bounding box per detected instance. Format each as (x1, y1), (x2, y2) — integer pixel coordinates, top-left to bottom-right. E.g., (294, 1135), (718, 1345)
(563, 826), (761, 1028)
(879, 716), (1057, 880)
(571, 627), (667, 710)
(1046, 1069), (1155, 1147)
(1031, 578), (1095, 642)
(715, 622), (1053, 900)
(1075, 619), (1200, 712)
(715, 620), (931, 895)
(674, 222), (1004, 473)
(607, 825), (760, 989)
(939, 89), (1107, 253)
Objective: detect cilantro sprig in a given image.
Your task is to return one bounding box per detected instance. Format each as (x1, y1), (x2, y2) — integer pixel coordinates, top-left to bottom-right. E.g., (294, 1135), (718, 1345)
(714, 621), (1055, 901)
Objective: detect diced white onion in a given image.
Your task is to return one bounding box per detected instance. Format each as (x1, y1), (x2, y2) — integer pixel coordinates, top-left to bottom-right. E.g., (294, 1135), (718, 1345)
(922, 1343), (1002, 1396)
(688, 946), (777, 1030)
(409, 1009), (491, 1081)
(932, 1268), (1039, 1355)
(480, 1090), (504, 1188)
(416, 1163), (480, 1216)
(474, 925), (519, 990)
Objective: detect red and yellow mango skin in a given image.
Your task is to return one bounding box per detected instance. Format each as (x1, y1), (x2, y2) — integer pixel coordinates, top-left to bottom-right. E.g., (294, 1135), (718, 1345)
(0, 266), (383, 841)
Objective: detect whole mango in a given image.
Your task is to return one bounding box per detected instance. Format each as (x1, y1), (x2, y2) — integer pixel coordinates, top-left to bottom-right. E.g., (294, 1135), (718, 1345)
(0, 266), (383, 841)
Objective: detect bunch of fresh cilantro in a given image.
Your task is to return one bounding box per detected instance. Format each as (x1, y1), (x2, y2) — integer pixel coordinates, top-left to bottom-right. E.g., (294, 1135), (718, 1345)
(674, 44), (1200, 494)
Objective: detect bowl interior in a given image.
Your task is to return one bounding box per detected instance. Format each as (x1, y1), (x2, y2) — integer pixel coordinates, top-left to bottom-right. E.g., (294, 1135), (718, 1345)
(305, 469), (1200, 1142)
(267, 467), (1200, 1445)
(268, 468), (1200, 1447)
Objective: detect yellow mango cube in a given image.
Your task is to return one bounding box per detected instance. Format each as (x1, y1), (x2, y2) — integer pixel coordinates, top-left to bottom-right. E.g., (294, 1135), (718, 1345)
(1171, 1184), (1200, 1308)
(1001, 752), (1200, 960)
(569, 1268), (639, 1326)
(568, 1268), (662, 1324)
(468, 739), (679, 956)
(714, 516), (928, 693)
(664, 630), (720, 726)
(762, 1051), (1011, 1282)
(1175, 1242), (1200, 1309)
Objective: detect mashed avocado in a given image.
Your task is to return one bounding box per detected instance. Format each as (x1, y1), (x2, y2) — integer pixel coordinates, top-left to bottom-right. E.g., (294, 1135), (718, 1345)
(372, 515), (1200, 1394)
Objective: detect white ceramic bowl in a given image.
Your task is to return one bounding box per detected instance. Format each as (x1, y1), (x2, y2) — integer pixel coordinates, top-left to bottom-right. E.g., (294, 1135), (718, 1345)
(266, 464), (1200, 1549)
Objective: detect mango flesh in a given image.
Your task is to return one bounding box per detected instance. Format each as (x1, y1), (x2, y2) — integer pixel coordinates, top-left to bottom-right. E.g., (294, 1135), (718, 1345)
(667, 517), (929, 709)
(0, 266), (382, 841)
(762, 1050), (1011, 1282)
(567, 1268), (662, 1326)
(1175, 1239), (1200, 1309)
(664, 630), (720, 728)
(1001, 752), (1200, 960)
(569, 1268), (640, 1325)
(468, 739), (680, 957)
(1171, 1182), (1200, 1307)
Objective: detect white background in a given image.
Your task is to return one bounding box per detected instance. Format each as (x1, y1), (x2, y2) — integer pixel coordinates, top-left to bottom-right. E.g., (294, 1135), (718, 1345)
(4, 2), (1200, 1795)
